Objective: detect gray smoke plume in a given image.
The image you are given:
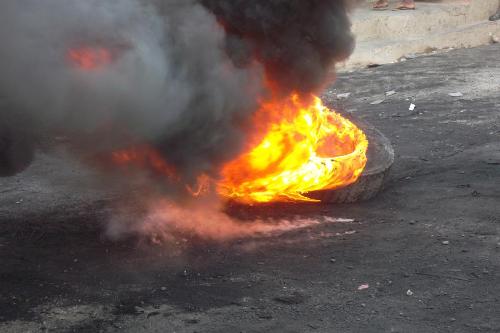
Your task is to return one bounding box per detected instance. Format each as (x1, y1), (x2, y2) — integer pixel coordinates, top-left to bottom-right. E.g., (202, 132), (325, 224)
(0, 0), (264, 182)
(0, 0), (355, 189)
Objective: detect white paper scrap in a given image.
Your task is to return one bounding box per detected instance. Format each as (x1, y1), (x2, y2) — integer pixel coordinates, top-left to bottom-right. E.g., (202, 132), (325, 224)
(337, 93), (351, 99)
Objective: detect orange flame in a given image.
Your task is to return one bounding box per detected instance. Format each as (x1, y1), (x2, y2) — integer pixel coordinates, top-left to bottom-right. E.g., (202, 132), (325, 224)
(217, 94), (368, 203)
(106, 94), (367, 204)
(67, 46), (112, 70)
(111, 146), (178, 180)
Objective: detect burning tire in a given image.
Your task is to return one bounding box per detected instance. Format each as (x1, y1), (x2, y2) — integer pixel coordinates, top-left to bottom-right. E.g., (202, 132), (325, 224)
(307, 117), (394, 203)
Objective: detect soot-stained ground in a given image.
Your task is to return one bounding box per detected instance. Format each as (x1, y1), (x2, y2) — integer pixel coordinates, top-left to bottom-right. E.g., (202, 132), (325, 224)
(0, 44), (499, 332)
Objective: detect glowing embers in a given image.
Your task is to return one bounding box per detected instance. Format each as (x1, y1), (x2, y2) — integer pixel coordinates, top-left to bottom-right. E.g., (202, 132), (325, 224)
(217, 94), (368, 203)
(111, 146), (177, 180)
(67, 46), (113, 70)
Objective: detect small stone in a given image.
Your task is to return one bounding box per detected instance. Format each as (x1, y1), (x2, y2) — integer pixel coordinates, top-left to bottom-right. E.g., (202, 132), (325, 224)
(330, 258), (336, 263)
(370, 99), (385, 105)
(490, 33), (499, 44)
(385, 90), (396, 96)
(409, 103), (416, 111)
(449, 92), (463, 97)
(160, 287), (167, 291)
(406, 289), (414, 296)
(442, 241), (450, 245)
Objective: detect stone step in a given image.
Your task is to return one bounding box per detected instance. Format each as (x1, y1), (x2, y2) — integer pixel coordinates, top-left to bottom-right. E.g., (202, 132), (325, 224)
(341, 1), (500, 69)
(352, 0), (498, 42)
(342, 20), (500, 69)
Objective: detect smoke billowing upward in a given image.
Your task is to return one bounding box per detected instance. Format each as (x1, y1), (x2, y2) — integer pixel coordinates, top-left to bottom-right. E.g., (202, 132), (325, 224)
(0, 0), (355, 189)
(203, 0), (355, 95)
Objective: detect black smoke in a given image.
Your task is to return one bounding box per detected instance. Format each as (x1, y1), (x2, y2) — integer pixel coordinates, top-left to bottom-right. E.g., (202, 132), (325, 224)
(202, 0), (355, 94)
(0, 0), (355, 185)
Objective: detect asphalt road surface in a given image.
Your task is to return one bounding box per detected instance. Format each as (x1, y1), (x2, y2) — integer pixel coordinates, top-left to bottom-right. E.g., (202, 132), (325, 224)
(1, 44), (499, 332)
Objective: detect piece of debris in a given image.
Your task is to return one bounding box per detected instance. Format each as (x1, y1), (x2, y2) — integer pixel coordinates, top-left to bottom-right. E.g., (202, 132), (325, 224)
(485, 158), (500, 165)
(15, 199), (23, 204)
(406, 289), (414, 296)
(449, 92), (463, 97)
(370, 99), (384, 105)
(273, 291), (308, 305)
(367, 63), (381, 68)
(336, 92), (351, 99)
(405, 53), (417, 59)
(330, 258), (336, 263)
(357, 284), (369, 291)
(323, 217), (354, 224)
(258, 313), (273, 320)
(134, 306), (145, 314)
(385, 90), (396, 96)
(147, 311), (161, 318)
(160, 286), (167, 291)
(490, 33), (499, 44)
(409, 103), (416, 111)
(442, 241), (450, 245)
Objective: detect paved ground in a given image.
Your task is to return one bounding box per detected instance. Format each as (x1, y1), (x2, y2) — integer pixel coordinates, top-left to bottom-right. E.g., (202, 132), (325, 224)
(1, 44), (499, 332)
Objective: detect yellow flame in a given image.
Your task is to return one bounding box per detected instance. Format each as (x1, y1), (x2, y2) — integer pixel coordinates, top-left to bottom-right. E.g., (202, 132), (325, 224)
(217, 94), (368, 203)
